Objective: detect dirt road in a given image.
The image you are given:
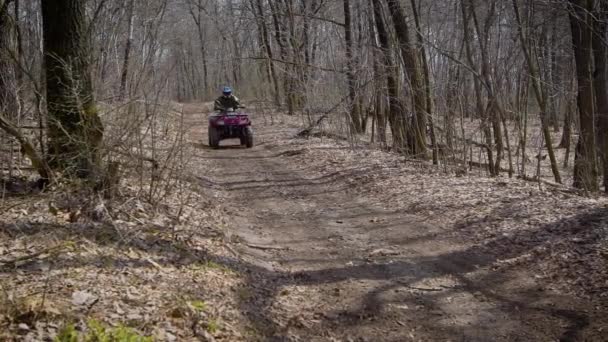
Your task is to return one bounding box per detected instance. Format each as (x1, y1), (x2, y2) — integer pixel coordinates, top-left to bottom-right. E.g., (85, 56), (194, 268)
(188, 107), (599, 341)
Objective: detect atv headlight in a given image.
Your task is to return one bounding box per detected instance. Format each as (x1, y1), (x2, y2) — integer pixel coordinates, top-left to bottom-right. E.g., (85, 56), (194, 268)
(216, 120), (225, 125)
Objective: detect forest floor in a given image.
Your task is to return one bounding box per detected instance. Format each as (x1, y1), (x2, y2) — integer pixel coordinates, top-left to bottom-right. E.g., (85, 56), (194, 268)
(1, 103), (607, 341)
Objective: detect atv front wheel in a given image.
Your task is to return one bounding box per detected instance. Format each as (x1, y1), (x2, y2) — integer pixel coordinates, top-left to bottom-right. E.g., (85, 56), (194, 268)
(208, 126), (220, 148)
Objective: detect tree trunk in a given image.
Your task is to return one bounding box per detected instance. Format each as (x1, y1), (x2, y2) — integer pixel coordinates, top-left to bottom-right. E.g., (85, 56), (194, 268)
(42, 0), (104, 177)
(343, 0), (363, 133)
(227, 0), (242, 86)
(255, 0), (281, 108)
(0, 0), (17, 120)
(559, 98), (573, 149)
(187, 0), (209, 98)
(512, 0), (562, 183)
(469, 0), (504, 176)
(14, 0), (23, 113)
(410, 0), (437, 164)
(569, 0), (599, 191)
(548, 21), (560, 132)
(119, 0), (135, 100)
(592, 1), (608, 192)
(0, 1), (49, 181)
(269, 0), (293, 114)
(385, 0), (428, 158)
(368, 0), (386, 146)
(372, 0), (403, 150)
(461, 0), (495, 175)
(0, 0), (17, 177)
(445, 43), (464, 151)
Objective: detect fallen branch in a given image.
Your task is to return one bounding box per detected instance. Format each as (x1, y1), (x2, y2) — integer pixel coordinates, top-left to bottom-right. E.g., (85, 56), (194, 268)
(246, 243), (288, 251)
(433, 125), (489, 150)
(109, 148), (159, 169)
(145, 257), (164, 270)
(296, 96), (356, 138)
(310, 131), (350, 141)
(0, 113), (52, 181)
(0, 244), (68, 267)
(296, 78), (374, 138)
(518, 175), (582, 195)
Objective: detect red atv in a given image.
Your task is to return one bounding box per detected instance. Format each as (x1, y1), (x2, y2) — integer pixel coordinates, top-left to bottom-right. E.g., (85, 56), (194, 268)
(208, 107), (253, 149)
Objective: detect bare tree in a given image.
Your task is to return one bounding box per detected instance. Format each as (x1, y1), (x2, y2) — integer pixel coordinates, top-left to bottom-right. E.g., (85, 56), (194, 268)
(512, 0), (562, 183)
(591, 1), (608, 192)
(119, 0), (135, 100)
(386, 0), (428, 158)
(42, 0), (104, 176)
(569, 0), (599, 191)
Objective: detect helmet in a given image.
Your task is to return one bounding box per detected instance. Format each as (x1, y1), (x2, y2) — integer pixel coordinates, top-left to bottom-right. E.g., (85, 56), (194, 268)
(222, 86), (232, 95)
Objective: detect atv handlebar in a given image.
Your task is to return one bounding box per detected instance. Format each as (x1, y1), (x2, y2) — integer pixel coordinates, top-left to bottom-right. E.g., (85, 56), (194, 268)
(215, 105), (246, 112)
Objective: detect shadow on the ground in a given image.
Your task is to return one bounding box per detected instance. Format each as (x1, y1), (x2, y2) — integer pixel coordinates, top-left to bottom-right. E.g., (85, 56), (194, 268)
(0, 178), (44, 198)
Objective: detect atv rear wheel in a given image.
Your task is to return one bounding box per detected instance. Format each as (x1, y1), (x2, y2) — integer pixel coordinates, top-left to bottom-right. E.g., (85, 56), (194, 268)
(245, 127), (254, 148)
(208, 126), (220, 149)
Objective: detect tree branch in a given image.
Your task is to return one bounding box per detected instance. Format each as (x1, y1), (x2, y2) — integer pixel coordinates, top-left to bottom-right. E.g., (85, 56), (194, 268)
(0, 113), (52, 181)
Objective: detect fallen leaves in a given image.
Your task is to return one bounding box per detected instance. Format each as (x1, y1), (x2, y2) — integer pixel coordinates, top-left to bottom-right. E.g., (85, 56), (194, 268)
(0, 177), (248, 341)
(72, 291), (98, 307)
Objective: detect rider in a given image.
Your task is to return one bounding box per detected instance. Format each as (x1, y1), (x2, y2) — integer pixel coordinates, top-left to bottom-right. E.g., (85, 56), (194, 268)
(214, 86), (241, 111)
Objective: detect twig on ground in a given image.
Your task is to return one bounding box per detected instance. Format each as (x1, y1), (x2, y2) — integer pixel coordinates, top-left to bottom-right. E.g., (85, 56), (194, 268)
(246, 243), (288, 251)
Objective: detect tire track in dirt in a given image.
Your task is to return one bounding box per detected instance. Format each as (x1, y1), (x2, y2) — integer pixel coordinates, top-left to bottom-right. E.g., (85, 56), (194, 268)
(186, 107), (592, 341)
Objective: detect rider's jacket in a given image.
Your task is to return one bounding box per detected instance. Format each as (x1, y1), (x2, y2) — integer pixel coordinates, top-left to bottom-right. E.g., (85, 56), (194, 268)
(214, 95), (241, 111)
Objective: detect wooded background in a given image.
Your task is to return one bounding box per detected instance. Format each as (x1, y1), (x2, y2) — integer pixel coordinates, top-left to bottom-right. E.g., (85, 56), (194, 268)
(0, 0), (607, 192)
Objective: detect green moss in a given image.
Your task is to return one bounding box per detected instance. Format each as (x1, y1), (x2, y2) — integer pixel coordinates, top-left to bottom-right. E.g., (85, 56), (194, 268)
(203, 261), (232, 273)
(188, 300), (207, 312)
(55, 324), (79, 342)
(191, 260), (232, 274)
(204, 318), (221, 334)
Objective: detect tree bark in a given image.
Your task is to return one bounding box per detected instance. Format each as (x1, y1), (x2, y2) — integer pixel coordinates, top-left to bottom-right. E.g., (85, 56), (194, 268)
(119, 0), (135, 100)
(372, 0), (403, 150)
(42, 0), (104, 177)
(410, 0), (437, 164)
(592, 1), (608, 192)
(13, 0), (23, 112)
(343, 0), (363, 133)
(0, 0), (17, 120)
(368, 0), (386, 146)
(559, 98), (573, 149)
(0, 0), (18, 177)
(385, 0), (428, 158)
(569, 0), (599, 191)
